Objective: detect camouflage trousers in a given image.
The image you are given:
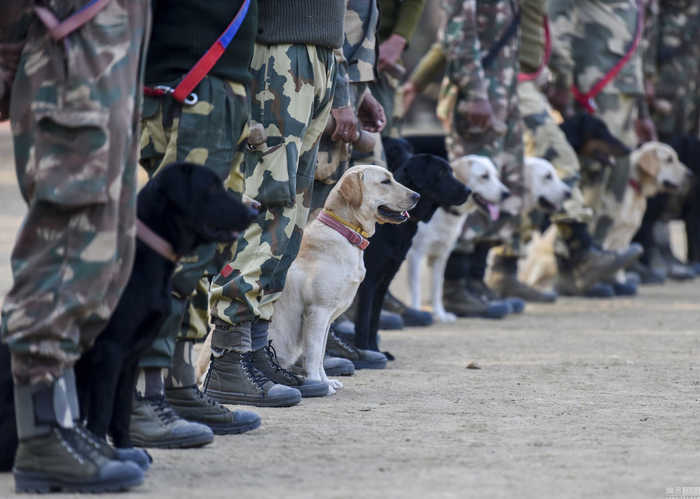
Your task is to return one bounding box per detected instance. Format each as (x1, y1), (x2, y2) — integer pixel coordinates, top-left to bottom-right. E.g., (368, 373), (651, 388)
(311, 82), (368, 215)
(136, 77), (250, 368)
(0, 0), (150, 386)
(445, 73), (525, 256)
(518, 80), (592, 225)
(579, 91), (638, 243)
(361, 71), (401, 166)
(209, 43), (336, 325)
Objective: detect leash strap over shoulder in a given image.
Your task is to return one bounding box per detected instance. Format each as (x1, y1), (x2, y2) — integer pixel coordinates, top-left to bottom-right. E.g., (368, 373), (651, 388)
(518, 15), (551, 83)
(317, 210), (370, 251)
(482, 1), (521, 70)
(571, 1), (644, 113)
(34, 0), (112, 41)
(168, 0), (250, 104)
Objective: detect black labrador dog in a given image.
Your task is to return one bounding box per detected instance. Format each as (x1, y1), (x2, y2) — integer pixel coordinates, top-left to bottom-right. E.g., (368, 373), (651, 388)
(558, 113), (630, 162)
(74, 162), (256, 448)
(353, 138), (471, 352)
(0, 162), (255, 464)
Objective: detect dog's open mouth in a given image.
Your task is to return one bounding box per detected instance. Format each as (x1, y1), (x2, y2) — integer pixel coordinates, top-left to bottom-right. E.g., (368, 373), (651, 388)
(662, 180), (680, 191)
(378, 205), (409, 223)
(473, 193), (500, 221)
(537, 196), (558, 212)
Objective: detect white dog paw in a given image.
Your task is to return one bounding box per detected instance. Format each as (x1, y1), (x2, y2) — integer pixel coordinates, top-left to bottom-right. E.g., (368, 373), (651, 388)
(327, 384), (337, 395)
(436, 311), (457, 323)
(328, 379), (343, 390)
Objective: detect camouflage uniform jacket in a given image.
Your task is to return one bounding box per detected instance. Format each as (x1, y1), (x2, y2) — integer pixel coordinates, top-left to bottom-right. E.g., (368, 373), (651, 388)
(441, 0), (521, 103)
(334, 0), (379, 107)
(548, 0), (645, 96)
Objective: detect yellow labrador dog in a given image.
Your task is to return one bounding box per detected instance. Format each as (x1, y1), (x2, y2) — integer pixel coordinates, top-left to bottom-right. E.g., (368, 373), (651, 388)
(604, 141), (690, 253)
(520, 142), (691, 290)
(267, 165), (417, 394)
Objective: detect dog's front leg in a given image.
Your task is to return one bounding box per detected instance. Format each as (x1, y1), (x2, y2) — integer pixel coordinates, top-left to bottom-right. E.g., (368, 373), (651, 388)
(432, 255), (457, 323)
(407, 249), (423, 310)
(302, 307), (338, 395)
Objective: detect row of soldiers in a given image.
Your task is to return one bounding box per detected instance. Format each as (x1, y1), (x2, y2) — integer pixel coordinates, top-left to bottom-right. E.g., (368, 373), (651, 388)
(0, 0), (427, 492)
(1, 0), (699, 493)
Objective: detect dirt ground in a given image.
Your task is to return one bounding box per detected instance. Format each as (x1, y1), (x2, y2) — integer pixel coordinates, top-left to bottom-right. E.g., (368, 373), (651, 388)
(1, 126), (700, 499)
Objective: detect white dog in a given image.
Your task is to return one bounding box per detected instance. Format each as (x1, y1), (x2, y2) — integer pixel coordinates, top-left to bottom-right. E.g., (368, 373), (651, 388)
(406, 155), (508, 323)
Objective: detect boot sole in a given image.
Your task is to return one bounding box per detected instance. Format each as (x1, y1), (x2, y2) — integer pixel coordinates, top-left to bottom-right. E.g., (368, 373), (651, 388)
(324, 366), (355, 376)
(205, 389), (301, 408)
(128, 432), (214, 449)
(206, 417), (261, 436)
(352, 359), (387, 370)
(14, 469), (143, 493)
(298, 384), (331, 398)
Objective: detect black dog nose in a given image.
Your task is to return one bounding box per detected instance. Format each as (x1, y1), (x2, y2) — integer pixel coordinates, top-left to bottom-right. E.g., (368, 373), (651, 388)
(564, 189), (572, 199)
(411, 192), (420, 203)
(501, 190), (511, 200)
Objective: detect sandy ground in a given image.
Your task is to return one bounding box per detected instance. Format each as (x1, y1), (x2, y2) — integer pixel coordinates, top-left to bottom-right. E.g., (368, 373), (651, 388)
(1, 126), (700, 499)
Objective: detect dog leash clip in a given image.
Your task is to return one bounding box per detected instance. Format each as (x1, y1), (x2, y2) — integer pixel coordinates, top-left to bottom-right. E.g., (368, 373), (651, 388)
(154, 85), (199, 106)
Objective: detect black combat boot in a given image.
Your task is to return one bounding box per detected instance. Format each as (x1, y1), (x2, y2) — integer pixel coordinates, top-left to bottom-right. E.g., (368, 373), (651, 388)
(555, 222), (642, 296)
(13, 369), (143, 493)
(251, 341), (330, 397)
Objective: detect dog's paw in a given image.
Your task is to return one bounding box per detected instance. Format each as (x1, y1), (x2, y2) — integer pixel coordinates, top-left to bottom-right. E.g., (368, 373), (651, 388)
(436, 311), (457, 323)
(328, 379), (343, 391)
(327, 384), (337, 395)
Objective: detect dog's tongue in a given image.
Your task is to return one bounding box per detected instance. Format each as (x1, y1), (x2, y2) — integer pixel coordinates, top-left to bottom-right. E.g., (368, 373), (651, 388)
(401, 210), (409, 218)
(487, 203), (500, 221)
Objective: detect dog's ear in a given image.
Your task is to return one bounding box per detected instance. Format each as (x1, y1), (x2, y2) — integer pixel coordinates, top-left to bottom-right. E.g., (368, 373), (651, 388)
(339, 170), (364, 209)
(637, 148), (661, 179)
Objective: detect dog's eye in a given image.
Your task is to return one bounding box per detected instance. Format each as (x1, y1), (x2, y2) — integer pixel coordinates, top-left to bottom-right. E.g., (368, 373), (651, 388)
(481, 173), (489, 180)
(381, 179), (391, 185)
(545, 173), (553, 180)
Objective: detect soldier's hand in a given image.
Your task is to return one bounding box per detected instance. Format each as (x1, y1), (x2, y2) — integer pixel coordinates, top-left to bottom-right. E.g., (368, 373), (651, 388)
(378, 34), (407, 74)
(358, 93), (386, 133)
(331, 106), (359, 143)
(401, 82), (418, 112)
(464, 98), (495, 132)
(635, 117), (657, 143)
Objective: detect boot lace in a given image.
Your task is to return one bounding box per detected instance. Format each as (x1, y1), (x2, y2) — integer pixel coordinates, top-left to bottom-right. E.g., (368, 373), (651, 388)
(191, 384), (223, 408)
(264, 341), (300, 384)
(241, 351), (270, 390)
(330, 328), (355, 355)
(148, 395), (179, 425)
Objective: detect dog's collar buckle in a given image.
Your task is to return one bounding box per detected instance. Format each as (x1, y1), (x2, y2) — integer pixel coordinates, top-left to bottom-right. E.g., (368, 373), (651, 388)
(136, 219), (178, 263)
(318, 210), (370, 251)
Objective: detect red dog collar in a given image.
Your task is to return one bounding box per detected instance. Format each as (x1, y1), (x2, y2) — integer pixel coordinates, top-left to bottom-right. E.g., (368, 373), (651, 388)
(317, 210), (370, 251)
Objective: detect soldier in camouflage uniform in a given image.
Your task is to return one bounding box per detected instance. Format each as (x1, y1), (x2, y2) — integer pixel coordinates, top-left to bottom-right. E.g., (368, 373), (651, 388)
(312, 0), (383, 214)
(126, 0), (262, 449)
(440, 0), (558, 309)
(205, 0), (345, 406)
(518, 0), (642, 296)
(0, 0), (150, 492)
(548, 0), (656, 245)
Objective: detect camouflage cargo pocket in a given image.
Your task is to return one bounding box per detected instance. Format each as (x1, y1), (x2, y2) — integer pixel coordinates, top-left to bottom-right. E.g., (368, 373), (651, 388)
(33, 109), (110, 206)
(244, 135), (294, 207)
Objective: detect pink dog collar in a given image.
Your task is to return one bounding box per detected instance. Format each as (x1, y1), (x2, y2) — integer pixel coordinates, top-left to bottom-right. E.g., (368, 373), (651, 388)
(317, 210), (370, 251)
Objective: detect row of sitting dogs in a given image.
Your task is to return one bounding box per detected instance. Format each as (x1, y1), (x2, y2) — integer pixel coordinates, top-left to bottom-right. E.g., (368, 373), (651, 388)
(0, 113), (691, 469)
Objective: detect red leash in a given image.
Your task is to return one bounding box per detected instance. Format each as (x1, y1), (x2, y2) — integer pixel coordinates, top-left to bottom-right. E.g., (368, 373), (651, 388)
(144, 0), (251, 105)
(518, 15), (551, 83)
(571, 2), (644, 113)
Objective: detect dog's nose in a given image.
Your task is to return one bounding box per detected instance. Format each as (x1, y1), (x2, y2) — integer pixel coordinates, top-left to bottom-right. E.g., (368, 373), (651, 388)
(564, 189), (572, 199)
(501, 189), (511, 200)
(411, 192), (420, 203)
